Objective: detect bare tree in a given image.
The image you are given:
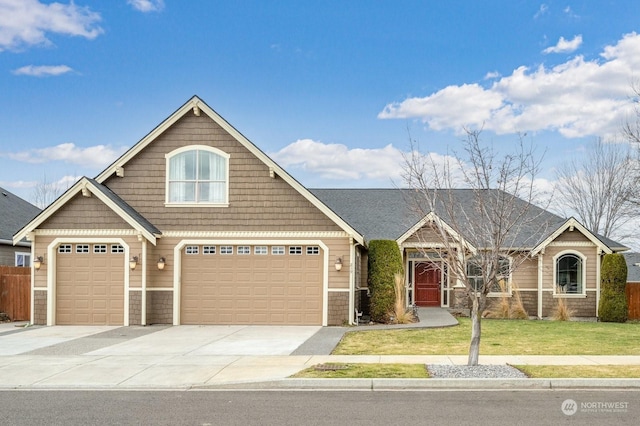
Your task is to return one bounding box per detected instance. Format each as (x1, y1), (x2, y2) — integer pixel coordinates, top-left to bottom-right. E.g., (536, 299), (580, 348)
(554, 138), (638, 241)
(31, 174), (65, 208)
(403, 130), (549, 366)
(622, 81), (640, 145)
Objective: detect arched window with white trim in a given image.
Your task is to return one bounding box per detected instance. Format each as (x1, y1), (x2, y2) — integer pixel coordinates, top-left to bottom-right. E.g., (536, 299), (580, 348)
(554, 252), (585, 295)
(166, 146), (229, 205)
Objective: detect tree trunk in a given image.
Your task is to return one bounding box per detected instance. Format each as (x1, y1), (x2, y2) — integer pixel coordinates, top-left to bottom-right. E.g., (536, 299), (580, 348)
(468, 296), (481, 366)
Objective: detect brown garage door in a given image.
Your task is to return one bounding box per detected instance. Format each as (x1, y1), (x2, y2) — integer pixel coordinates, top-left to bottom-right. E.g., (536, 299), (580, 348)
(181, 244), (323, 325)
(56, 243), (125, 325)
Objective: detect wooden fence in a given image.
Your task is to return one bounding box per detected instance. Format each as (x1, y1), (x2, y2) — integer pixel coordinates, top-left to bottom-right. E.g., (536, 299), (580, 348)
(0, 266), (31, 321)
(627, 283), (640, 320)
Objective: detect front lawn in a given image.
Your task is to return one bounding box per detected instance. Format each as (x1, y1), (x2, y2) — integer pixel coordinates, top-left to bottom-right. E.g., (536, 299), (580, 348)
(291, 363), (429, 379)
(516, 365), (640, 378)
(334, 318), (640, 355)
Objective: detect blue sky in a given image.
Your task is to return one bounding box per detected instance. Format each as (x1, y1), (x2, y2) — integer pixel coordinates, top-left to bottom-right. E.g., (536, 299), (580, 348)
(1, 0), (639, 214)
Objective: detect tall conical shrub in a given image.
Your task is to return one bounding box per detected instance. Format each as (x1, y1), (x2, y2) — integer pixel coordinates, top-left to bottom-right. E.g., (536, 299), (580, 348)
(367, 240), (404, 323)
(599, 253), (628, 323)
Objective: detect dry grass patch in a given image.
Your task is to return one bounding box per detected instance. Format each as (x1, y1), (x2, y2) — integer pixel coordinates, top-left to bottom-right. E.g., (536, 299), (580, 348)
(516, 365), (640, 378)
(334, 318), (640, 355)
(291, 363), (429, 379)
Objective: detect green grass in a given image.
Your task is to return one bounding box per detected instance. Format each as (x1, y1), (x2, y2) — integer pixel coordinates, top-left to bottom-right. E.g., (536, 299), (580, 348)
(334, 318), (640, 355)
(291, 363), (429, 379)
(292, 363), (640, 379)
(516, 365), (640, 378)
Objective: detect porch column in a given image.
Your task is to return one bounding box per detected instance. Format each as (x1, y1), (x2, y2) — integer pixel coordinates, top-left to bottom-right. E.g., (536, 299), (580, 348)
(537, 253), (543, 319)
(595, 248), (602, 318)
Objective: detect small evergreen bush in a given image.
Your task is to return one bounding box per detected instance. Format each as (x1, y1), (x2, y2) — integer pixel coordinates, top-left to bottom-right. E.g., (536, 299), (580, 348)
(367, 240), (404, 323)
(598, 253), (628, 323)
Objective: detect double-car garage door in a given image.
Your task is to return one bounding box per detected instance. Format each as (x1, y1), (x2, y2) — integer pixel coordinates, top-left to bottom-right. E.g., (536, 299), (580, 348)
(181, 244), (323, 325)
(54, 242), (324, 325)
(56, 243), (125, 325)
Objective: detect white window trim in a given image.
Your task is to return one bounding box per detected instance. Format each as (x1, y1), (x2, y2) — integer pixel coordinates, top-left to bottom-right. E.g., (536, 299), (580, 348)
(553, 250), (587, 297)
(15, 252), (31, 267)
(467, 254), (513, 297)
(164, 145), (230, 207)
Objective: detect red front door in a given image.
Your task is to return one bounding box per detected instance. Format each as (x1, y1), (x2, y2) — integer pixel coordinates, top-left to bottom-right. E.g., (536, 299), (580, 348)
(414, 262), (441, 307)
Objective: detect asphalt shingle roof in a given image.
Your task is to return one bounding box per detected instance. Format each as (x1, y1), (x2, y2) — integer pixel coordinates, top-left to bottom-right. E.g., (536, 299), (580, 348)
(311, 188), (624, 251)
(86, 178), (161, 236)
(0, 186), (40, 242)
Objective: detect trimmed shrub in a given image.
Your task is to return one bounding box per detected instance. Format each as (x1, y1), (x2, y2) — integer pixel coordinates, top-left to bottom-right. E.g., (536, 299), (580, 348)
(599, 253), (628, 323)
(367, 240), (404, 323)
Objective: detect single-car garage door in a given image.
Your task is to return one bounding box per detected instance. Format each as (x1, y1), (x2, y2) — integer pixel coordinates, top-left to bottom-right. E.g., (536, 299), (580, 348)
(181, 244), (323, 325)
(56, 243), (125, 325)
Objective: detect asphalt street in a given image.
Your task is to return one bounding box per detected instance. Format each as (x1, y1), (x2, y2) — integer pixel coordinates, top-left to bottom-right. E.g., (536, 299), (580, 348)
(1, 390), (638, 425)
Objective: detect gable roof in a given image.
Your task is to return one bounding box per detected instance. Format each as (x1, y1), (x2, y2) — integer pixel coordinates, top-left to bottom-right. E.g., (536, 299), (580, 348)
(0, 186), (40, 245)
(96, 96), (364, 245)
(312, 188), (627, 252)
(530, 217), (627, 255)
(13, 178), (161, 245)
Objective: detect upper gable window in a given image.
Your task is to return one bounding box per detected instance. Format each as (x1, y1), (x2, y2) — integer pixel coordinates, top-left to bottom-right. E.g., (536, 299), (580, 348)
(166, 146), (230, 206)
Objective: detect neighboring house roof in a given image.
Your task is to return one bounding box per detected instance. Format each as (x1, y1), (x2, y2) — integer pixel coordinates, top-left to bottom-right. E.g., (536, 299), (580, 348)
(0, 186), (40, 245)
(14, 178), (161, 245)
(623, 252), (640, 282)
(312, 188), (627, 252)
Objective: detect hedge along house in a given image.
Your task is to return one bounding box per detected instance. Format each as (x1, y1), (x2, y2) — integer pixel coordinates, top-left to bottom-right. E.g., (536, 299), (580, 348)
(14, 96), (628, 326)
(311, 189), (628, 319)
(14, 96), (365, 327)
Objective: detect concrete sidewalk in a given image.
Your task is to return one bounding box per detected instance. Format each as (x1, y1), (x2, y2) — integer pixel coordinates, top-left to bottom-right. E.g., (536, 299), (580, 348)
(2, 353), (640, 390)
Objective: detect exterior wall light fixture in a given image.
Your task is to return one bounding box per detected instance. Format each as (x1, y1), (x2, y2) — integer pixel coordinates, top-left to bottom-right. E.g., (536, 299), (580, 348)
(34, 256), (44, 271)
(335, 257), (343, 271)
(129, 256), (139, 271)
(157, 257), (166, 270)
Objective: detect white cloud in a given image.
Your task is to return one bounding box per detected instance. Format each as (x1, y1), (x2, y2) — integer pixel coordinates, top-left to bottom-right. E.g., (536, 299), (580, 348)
(270, 139), (406, 182)
(564, 6), (579, 19)
(12, 64), (73, 76)
(269, 138), (467, 190)
(0, 0), (103, 52)
(5, 143), (127, 169)
(543, 35), (582, 54)
(127, 0), (164, 12)
(379, 32), (640, 139)
(534, 4), (548, 19)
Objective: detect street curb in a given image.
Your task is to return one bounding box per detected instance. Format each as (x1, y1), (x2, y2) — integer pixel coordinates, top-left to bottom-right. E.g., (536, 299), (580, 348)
(194, 378), (640, 391)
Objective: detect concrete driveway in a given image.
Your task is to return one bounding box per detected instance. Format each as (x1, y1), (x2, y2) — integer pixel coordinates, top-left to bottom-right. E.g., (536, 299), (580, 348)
(0, 324), (325, 388)
(0, 324), (321, 357)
